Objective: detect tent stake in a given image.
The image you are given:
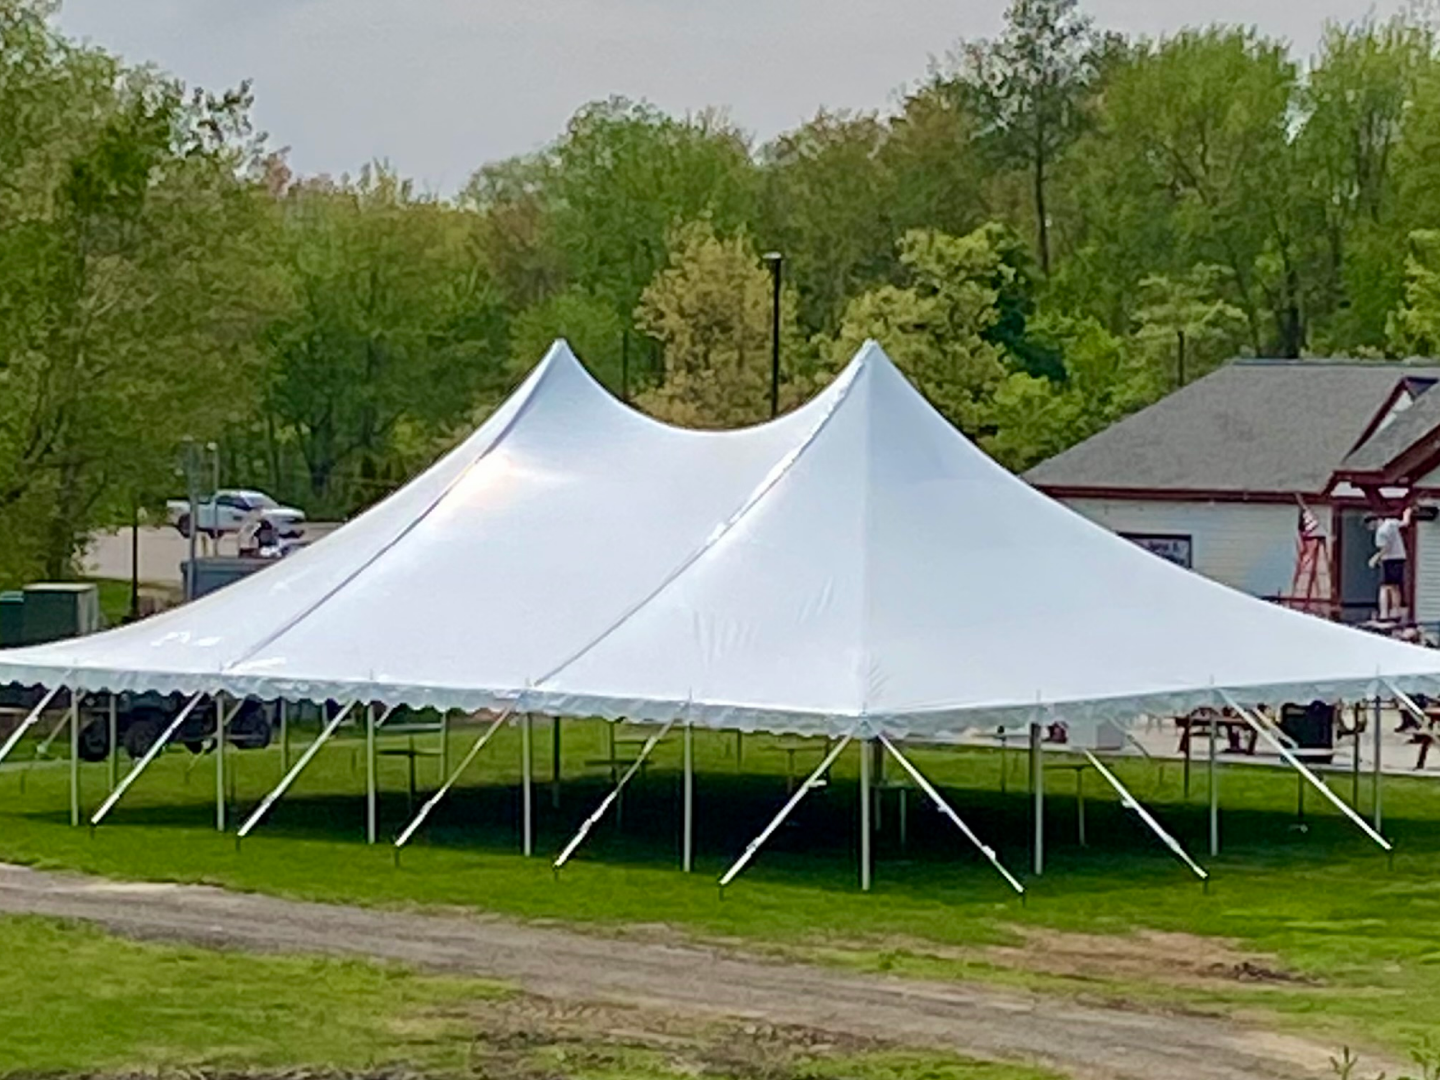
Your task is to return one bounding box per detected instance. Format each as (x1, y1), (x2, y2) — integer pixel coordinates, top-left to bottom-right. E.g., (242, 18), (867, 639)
(237, 701), (357, 838)
(1222, 692), (1391, 853)
(879, 735), (1024, 894)
(92, 693), (205, 826)
(555, 720), (675, 871)
(1082, 750), (1208, 880)
(394, 707), (513, 849)
(719, 734), (853, 889)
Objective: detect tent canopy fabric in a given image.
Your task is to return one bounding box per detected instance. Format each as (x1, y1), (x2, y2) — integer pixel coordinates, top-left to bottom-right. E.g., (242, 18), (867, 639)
(2, 340), (1438, 739)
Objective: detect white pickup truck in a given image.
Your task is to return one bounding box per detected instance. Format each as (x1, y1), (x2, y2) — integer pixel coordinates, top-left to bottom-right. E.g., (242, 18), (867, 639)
(166, 489), (306, 539)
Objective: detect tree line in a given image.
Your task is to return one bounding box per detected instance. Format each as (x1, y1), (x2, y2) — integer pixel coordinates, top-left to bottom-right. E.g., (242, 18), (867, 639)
(6, 0), (1440, 583)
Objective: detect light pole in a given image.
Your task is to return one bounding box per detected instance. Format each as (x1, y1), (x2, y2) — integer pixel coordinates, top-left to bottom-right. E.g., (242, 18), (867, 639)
(762, 252), (783, 418)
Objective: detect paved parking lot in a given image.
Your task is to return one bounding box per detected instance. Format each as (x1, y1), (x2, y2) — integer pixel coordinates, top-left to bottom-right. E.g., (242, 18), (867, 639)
(83, 524), (337, 589)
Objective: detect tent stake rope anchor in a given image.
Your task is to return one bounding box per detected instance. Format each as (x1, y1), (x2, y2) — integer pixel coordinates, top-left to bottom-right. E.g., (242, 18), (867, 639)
(394, 706), (514, 850)
(555, 719), (675, 872)
(91, 692), (206, 827)
(238, 701), (357, 838)
(1221, 691), (1392, 854)
(719, 732), (854, 891)
(1081, 750), (1208, 881)
(878, 735), (1025, 895)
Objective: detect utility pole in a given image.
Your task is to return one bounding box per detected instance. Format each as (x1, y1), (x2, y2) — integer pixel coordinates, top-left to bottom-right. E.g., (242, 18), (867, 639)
(1176, 329), (1187, 390)
(763, 252), (783, 418)
(129, 495), (140, 622)
(621, 328), (630, 403)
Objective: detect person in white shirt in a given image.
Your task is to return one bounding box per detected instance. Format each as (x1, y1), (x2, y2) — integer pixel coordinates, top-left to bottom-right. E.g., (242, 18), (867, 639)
(1370, 506), (1414, 622)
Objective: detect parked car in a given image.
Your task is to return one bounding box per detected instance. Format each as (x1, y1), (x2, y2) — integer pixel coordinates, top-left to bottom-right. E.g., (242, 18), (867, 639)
(166, 489), (305, 540)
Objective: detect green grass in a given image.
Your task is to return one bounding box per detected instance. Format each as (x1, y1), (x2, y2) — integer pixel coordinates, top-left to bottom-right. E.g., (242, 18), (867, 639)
(0, 914), (1052, 1080)
(0, 915), (506, 1073)
(89, 578), (134, 627)
(1, 716), (1437, 1057)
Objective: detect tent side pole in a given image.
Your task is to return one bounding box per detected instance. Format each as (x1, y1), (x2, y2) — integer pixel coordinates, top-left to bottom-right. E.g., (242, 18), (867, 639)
(68, 692), (80, 827)
(719, 733), (853, 889)
(92, 693), (205, 826)
(1030, 722), (1044, 876)
(1223, 692), (1391, 852)
(859, 736), (872, 893)
(394, 707), (512, 849)
(366, 704), (377, 844)
(554, 720), (674, 871)
(0, 684), (64, 767)
(1082, 751), (1208, 880)
(237, 701), (356, 838)
(522, 712), (533, 857)
(107, 694), (118, 792)
(279, 699), (289, 775)
(215, 696), (238, 833)
(879, 735), (1023, 894)
(682, 720), (693, 873)
(551, 716), (562, 810)
(1208, 707), (1219, 857)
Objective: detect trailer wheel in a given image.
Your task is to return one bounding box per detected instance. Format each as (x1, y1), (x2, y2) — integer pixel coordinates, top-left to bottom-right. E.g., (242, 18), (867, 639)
(78, 720), (110, 762)
(122, 714), (165, 759)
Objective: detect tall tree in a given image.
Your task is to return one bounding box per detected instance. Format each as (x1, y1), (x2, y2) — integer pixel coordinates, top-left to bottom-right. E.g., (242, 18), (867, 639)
(954, 0), (1100, 275)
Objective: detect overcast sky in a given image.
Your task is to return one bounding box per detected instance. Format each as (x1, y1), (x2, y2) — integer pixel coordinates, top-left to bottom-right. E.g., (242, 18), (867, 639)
(57, 0), (1408, 191)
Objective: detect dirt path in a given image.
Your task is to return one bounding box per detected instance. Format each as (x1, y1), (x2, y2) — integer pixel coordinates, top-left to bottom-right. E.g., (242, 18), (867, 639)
(0, 863), (1349, 1080)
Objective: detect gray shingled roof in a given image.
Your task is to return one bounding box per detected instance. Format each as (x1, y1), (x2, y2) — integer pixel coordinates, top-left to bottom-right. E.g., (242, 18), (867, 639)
(1338, 376), (1440, 473)
(1026, 360), (1440, 495)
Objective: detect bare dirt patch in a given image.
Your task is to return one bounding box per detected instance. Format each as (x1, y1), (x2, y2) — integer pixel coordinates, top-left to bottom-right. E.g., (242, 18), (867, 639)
(985, 926), (1319, 990)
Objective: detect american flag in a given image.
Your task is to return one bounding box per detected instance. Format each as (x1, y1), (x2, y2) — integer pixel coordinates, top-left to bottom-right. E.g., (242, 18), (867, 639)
(1299, 504), (1324, 539)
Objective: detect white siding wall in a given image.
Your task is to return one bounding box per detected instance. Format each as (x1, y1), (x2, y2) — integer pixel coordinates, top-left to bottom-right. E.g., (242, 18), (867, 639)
(1415, 519), (1440, 623)
(1061, 499), (1297, 598)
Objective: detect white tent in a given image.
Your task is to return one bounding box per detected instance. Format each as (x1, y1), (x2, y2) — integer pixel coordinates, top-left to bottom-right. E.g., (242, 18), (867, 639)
(2, 339), (1440, 739)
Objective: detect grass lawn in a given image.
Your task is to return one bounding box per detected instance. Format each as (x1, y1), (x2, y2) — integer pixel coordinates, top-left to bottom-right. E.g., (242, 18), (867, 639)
(0, 915), (1053, 1079)
(0, 716), (1437, 1060)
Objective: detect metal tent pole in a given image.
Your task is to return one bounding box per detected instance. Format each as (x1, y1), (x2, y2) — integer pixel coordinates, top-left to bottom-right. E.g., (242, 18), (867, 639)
(1030, 722), (1044, 876)
(107, 694), (118, 791)
(68, 692), (80, 826)
(551, 716), (562, 810)
(1083, 751), (1208, 880)
(278, 699), (289, 775)
(1224, 692), (1391, 852)
(879, 735), (1024, 894)
(394, 708), (513, 849)
(859, 736), (872, 892)
(682, 721), (694, 873)
(0, 684), (64, 767)
(522, 712), (533, 857)
(1374, 694), (1384, 832)
(554, 720), (674, 871)
(720, 733), (854, 889)
(215, 696), (238, 832)
(366, 703), (377, 844)
(1208, 709), (1219, 857)
(237, 701), (356, 838)
(92, 693), (205, 826)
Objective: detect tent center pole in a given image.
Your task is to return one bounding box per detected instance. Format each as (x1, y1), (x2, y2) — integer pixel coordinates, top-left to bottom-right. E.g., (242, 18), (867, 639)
(859, 735), (872, 893)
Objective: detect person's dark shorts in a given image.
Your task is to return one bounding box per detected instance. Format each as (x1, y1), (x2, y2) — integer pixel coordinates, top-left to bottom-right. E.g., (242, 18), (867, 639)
(1382, 558), (1407, 587)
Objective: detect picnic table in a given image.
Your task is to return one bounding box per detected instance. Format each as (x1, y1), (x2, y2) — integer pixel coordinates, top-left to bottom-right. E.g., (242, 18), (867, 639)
(1176, 708), (1258, 757)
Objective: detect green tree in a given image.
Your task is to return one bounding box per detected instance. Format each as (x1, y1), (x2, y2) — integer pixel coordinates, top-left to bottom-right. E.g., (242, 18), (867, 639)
(1132, 265), (1250, 388)
(635, 222), (802, 428)
(953, 0), (1102, 275)
(830, 227), (1010, 433)
(508, 287), (629, 397)
(262, 167), (506, 510)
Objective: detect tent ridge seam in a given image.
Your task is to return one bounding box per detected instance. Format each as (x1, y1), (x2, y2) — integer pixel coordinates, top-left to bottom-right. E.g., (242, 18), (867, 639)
(220, 357), (561, 672)
(530, 361), (868, 689)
